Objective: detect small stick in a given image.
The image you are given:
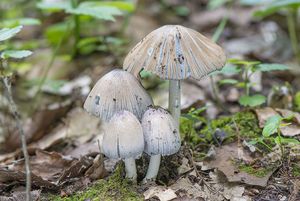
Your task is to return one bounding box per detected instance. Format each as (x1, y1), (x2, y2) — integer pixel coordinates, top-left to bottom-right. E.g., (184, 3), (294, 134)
(2, 76), (31, 201)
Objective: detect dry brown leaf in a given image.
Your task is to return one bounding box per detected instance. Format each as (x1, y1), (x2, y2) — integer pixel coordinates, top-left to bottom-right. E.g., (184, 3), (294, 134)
(254, 107), (278, 128)
(204, 144), (274, 187)
(144, 186), (177, 201)
(3, 100), (72, 152)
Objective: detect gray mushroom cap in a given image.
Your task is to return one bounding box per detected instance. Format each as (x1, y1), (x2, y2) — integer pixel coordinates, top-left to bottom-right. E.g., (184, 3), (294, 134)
(123, 25), (226, 80)
(102, 111), (144, 159)
(83, 69), (153, 121)
(142, 107), (181, 156)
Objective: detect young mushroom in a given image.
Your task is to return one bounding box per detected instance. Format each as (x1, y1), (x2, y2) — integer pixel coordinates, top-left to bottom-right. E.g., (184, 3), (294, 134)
(123, 25), (226, 125)
(102, 110), (144, 181)
(141, 107), (180, 182)
(84, 69), (153, 121)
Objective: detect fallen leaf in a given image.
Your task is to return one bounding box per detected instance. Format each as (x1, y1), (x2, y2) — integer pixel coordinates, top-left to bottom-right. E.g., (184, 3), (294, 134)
(144, 186), (177, 201)
(204, 143), (274, 187)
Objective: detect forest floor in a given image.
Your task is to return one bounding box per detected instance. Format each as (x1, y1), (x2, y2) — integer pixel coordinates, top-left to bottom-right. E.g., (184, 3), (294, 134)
(1, 0), (300, 200)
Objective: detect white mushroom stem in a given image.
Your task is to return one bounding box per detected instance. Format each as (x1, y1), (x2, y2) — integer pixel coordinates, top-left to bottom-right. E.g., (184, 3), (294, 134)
(169, 80), (181, 126)
(143, 154), (161, 183)
(124, 158), (137, 181)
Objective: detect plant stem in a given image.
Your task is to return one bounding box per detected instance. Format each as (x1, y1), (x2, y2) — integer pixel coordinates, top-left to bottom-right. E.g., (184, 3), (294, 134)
(71, 0), (80, 57)
(143, 154), (161, 183)
(287, 8), (300, 64)
(33, 23), (71, 107)
(124, 158), (137, 181)
(1, 74), (31, 201)
(244, 67), (250, 96)
(169, 80), (181, 126)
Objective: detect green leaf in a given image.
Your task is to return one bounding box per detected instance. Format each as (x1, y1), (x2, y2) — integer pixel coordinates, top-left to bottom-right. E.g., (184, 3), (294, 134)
(262, 115), (282, 137)
(218, 79), (238, 85)
(240, 0), (273, 6)
(210, 63), (241, 75)
(254, 0), (300, 18)
(238, 94), (266, 107)
(140, 69), (152, 78)
(84, 1), (135, 12)
(1, 50), (32, 59)
(228, 58), (261, 66)
(207, 0), (230, 10)
(256, 63), (289, 71)
(0, 26), (22, 42)
(67, 2), (122, 21)
(1, 18), (41, 27)
(294, 91), (300, 111)
(37, 1), (71, 11)
(274, 136), (300, 144)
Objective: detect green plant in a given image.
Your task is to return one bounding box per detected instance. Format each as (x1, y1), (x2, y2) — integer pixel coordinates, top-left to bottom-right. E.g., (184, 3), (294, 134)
(37, 0), (135, 57)
(0, 25), (33, 201)
(262, 114), (300, 158)
(212, 59), (289, 107)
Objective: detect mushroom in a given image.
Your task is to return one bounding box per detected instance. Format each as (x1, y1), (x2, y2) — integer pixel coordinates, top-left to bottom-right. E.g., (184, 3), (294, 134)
(102, 110), (144, 181)
(123, 25), (226, 125)
(141, 107), (180, 182)
(84, 69), (153, 121)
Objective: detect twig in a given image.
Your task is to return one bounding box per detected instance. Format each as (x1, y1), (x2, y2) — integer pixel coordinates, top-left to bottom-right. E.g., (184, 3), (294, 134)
(2, 76), (31, 201)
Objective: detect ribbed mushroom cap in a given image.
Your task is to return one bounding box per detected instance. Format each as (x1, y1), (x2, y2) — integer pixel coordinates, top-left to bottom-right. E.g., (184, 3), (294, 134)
(142, 107), (181, 156)
(123, 25), (226, 80)
(102, 111), (144, 159)
(84, 69), (153, 121)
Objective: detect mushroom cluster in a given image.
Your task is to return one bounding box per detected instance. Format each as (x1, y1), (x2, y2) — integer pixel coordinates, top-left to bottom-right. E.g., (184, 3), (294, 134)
(84, 25), (226, 183)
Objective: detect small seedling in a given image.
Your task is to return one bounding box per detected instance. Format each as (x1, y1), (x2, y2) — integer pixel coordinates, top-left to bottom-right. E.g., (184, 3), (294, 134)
(212, 58), (289, 107)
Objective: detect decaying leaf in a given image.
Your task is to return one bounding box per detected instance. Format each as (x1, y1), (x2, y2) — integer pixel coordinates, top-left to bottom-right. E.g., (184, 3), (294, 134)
(0, 150), (107, 189)
(144, 186), (177, 201)
(204, 144), (274, 187)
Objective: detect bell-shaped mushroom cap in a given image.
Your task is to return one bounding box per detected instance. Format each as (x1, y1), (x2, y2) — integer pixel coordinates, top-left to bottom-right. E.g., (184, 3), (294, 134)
(102, 111), (144, 159)
(142, 107), (181, 156)
(84, 69), (153, 121)
(123, 25), (226, 80)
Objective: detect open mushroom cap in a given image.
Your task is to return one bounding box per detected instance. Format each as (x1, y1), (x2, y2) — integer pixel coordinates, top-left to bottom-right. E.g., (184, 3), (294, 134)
(84, 69), (153, 121)
(142, 107), (181, 156)
(123, 25), (226, 80)
(102, 111), (144, 159)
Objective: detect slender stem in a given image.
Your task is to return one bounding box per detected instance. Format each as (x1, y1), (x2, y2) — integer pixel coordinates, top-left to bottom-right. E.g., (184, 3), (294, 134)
(287, 8), (300, 64)
(244, 67), (250, 96)
(169, 80), (181, 126)
(124, 158), (137, 181)
(71, 0), (80, 57)
(143, 154), (161, 183)
(33, 23), (71, 107)
(1, 75), (31, 201)
(209, 76), (227, 111)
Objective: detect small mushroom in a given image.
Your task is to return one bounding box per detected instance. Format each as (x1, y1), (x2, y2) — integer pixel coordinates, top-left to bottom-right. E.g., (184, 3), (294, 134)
(84, 69), (153, 121)
(124, 25), (226, 125)
(141, 107), (180, 182)
(102, 110), (144, 181)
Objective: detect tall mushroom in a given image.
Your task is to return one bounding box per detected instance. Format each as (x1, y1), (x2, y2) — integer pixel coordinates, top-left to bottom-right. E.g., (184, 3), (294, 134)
(102, 111), (144, 180)
(123, 25), (226, 125)
(84, 69), (153, 121)
(141, 107), (180, 182)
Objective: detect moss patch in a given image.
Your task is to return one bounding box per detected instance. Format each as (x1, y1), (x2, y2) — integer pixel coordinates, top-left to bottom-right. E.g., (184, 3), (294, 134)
(180, 111), (262, 145)
(238, 163), (273, 178)
(292, 163), (300, 177)
(202, 111), (262, 141)
(51, 163), (142, 201)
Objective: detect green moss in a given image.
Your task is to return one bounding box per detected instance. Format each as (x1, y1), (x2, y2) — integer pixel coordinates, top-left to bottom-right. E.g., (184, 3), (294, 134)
(51, 163), (142, 201)
(292, 163), (300, 177)
(238, 163), (273, 178)
(201, 111), (262, 142)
